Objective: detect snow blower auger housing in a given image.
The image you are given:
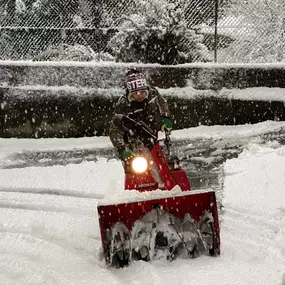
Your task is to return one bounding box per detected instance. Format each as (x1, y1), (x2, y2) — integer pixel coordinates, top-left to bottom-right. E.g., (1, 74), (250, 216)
(98, 115), (220, 268)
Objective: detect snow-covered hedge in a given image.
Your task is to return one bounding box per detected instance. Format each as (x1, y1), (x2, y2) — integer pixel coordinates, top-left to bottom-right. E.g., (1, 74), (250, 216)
(1, 61), (285, 90)
(1, 85), (284, 138)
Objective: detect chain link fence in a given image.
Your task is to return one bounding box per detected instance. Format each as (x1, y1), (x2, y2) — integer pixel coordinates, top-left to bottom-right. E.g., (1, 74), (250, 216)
(0, 0), (285, 63)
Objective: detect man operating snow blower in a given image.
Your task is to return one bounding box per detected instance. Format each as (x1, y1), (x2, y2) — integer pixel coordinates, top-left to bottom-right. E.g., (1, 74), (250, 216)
(109, 67), (172, 165)
(99, 67), (220, 268)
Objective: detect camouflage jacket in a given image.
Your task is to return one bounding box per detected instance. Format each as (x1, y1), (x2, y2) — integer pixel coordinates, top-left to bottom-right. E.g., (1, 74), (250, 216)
(109, 86), (170, 153)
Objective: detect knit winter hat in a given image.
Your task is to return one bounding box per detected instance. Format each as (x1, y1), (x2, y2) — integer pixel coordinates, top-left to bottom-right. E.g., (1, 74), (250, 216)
(125, 68), (148, 101)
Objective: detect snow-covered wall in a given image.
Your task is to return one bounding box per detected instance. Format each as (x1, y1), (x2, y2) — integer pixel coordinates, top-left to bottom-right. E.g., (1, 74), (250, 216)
(1, 61), (285, 138)
(1, 61), (285, 89)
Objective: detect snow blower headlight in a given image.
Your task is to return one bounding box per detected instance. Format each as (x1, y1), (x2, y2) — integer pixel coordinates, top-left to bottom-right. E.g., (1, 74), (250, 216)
(131, 156), (148, 173)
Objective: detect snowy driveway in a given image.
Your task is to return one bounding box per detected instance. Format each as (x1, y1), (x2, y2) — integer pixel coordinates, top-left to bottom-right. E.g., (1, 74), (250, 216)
(0, 121), (285, 285)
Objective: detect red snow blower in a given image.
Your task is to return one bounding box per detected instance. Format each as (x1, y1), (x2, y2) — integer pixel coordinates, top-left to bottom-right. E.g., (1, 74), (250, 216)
(98, 115), (220, 268)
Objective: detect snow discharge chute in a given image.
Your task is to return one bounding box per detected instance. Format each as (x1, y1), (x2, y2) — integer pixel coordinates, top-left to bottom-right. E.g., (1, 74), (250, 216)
(98, 115), (220, 268)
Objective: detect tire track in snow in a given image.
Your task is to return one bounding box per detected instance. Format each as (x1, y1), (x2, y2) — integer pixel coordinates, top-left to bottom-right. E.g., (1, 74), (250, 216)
(0, 190), (100, 216)
(222, 206), (285, 265)
(0, 206), (102, 278)
(0, 187), (104, 199)
(0, 233), (98, 285)
(0, 232), (99, 285)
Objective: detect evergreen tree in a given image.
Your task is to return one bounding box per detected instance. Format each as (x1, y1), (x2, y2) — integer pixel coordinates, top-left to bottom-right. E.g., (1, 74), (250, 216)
(107, 0), (210, 64)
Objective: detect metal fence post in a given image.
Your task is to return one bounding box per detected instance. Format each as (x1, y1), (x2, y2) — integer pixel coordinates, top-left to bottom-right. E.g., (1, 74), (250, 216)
(214, 0), (219, 63)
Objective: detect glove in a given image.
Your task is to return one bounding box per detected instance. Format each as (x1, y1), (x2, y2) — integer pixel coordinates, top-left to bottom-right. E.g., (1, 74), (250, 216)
(121, 149), (134, 161)
(161, 117), (172, 134)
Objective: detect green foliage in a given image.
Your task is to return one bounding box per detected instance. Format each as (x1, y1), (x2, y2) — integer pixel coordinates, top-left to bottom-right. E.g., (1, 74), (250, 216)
(108, 0), (210, 64)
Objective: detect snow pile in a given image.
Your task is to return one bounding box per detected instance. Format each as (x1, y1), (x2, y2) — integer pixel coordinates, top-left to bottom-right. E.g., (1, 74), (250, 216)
(171, 120), (285, 140)
(99, 186), (214, 206)
(223, 142), (285, 215)
(159, 86), (285, 102)
(222, 142), (285, 285)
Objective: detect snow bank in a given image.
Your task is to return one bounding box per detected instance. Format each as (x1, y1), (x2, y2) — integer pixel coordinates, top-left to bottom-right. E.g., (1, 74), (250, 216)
(223, 142), (285, 214)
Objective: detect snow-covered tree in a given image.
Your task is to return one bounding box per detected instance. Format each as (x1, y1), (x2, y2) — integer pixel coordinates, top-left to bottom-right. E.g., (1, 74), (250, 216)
(33, 43), (114, 62)
(224, 0), (285, 62)
(107, 0), (210, 64)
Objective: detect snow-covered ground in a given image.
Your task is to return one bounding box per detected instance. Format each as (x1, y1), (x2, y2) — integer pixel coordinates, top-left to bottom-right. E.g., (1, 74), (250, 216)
(0, 121), (285, 285)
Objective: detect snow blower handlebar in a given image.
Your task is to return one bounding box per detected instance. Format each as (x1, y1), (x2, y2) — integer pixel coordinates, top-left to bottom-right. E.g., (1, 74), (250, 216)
(164, 132), (171, 156)
(114, 114), (170, 148)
